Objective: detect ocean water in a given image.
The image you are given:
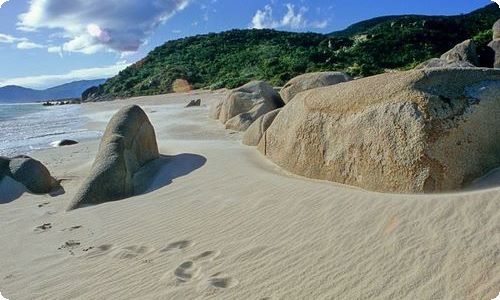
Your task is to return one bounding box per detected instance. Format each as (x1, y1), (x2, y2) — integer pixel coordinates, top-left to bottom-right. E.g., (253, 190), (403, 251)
(0, 103), (102, 157)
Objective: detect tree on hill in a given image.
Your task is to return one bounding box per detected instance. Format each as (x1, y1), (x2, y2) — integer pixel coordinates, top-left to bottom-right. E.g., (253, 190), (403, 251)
(84, 4), (500, 100)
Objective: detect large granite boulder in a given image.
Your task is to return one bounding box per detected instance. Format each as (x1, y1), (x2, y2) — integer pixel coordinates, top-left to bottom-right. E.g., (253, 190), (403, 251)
(415, 58), (475, 69)
(491, 40), (500, 68)
(440, 39), (478, 66)
(258, 68), (500, 193)
(490, 19), (500, 68)
(68, 105), (159, 210)
(218, 81), (284, 131)
(8, 156), (55, 194)
(280, 72), (351, 104)
(209, 98), (223, 120)
(416, 40), (478, 69)
(243, 109), (281, 146)
(494, 19), (500, 40)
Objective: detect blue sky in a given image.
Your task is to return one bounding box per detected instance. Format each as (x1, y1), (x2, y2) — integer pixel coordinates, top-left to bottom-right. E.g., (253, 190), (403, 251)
(0, 0), (496, 89)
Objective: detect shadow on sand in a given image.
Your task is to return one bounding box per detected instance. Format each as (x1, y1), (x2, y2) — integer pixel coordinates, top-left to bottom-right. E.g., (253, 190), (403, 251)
(134, 153), (207, 196)
(0, 177), (65, 204)
(0, 153), (205, 204)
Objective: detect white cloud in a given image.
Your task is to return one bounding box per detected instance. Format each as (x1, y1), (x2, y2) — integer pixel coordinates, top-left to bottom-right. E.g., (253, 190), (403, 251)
(0, 62), (130, 89)
(310, 20), (328, 29)
(17, 41), (44, 49)
(252, 5), (279, 29)
(47, 45), (63, 57)
(0, 33), (47, 50)
(0, 0), (9, 8)
(281, 4), (308, 28)
(0, 33), (25, 44)
(18, 0), (191, 54)
(251, 3), (328, 30)
(492, 0), (500, 8)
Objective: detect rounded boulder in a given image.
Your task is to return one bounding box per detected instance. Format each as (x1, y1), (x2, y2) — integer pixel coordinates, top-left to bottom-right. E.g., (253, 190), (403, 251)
(280, 72), (351, 104)
(243, 109), (281, 146)
(219, 81), (284, 131)
(259, 68), (500, 193)
(68, 105), (159, 210)
(9, 156), (54, 194)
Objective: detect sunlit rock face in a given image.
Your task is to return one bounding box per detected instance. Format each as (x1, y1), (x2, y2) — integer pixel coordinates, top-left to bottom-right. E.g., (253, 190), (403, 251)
(259, 68), (500, 193)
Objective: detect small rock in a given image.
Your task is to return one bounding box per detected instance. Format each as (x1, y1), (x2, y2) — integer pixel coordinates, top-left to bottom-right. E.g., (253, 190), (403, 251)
(56, 140), (79, 147)
(185, 99), (201, 107)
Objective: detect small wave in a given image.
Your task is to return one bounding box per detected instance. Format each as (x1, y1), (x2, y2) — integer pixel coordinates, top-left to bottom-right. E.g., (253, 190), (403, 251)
(0, 104), (102, 157)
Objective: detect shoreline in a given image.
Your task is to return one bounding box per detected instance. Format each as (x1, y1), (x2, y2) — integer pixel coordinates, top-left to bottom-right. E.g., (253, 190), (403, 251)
(0, 91), (499, 300)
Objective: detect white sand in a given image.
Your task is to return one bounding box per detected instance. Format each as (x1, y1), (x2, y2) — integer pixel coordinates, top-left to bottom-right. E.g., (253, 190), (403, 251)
(0, 91), (499, 300)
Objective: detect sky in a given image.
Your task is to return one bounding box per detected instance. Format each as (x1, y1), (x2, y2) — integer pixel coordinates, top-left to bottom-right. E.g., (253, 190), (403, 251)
(0, 0), (496, 89)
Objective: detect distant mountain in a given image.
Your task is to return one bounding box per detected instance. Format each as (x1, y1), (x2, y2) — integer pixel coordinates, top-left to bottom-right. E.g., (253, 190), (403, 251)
(85, 4), (499, 100)
(0, 79), (107, 103)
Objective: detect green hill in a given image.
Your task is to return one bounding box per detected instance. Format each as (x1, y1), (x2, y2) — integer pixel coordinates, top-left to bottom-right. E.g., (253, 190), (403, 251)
(85, 4), (500, 100)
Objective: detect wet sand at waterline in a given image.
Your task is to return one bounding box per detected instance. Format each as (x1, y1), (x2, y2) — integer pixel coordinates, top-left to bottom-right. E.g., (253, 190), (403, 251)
(0, 91), (499, 300)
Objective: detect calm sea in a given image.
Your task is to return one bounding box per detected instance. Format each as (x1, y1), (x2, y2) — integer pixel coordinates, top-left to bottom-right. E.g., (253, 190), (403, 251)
(0, 103), (102, 157)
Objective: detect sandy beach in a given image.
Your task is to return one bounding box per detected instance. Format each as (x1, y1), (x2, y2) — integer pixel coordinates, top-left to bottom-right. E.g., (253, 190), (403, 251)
(0, 90), (499, 300)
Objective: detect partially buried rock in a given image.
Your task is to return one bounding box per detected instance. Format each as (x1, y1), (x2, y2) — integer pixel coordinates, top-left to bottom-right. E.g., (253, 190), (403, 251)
(68, 105), (159, 210)
(55, 140), (78, 147)
(242, 109), (281, 146)
(185, 99), (201, 107)
(280, 72), (351, 104)
(9, 156), (56, 194)
(218, 81), (284, 131)
(259, 68), (500, 193)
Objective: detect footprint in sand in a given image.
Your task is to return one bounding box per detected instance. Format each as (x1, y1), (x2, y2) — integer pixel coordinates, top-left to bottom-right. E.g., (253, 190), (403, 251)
(174, 261), (201, 282)
(58, 240), (81, 256)
(34, 223), (52, 233)
(207, 273), (238, 289)
(191, 250), (220, 263)
(160, 240), (193, 253)
(112, 245), (153, 259)
(62, 225), (82, 232)
(85, 244), (113, 258)
(196, 272), (238, 291)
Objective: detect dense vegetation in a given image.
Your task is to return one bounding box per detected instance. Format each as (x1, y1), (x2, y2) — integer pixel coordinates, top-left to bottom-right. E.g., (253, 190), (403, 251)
(85, 4), (500, 100)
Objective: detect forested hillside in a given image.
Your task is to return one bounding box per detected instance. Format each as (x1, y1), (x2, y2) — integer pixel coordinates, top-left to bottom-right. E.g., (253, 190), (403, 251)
(85, 4), (500, 100)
